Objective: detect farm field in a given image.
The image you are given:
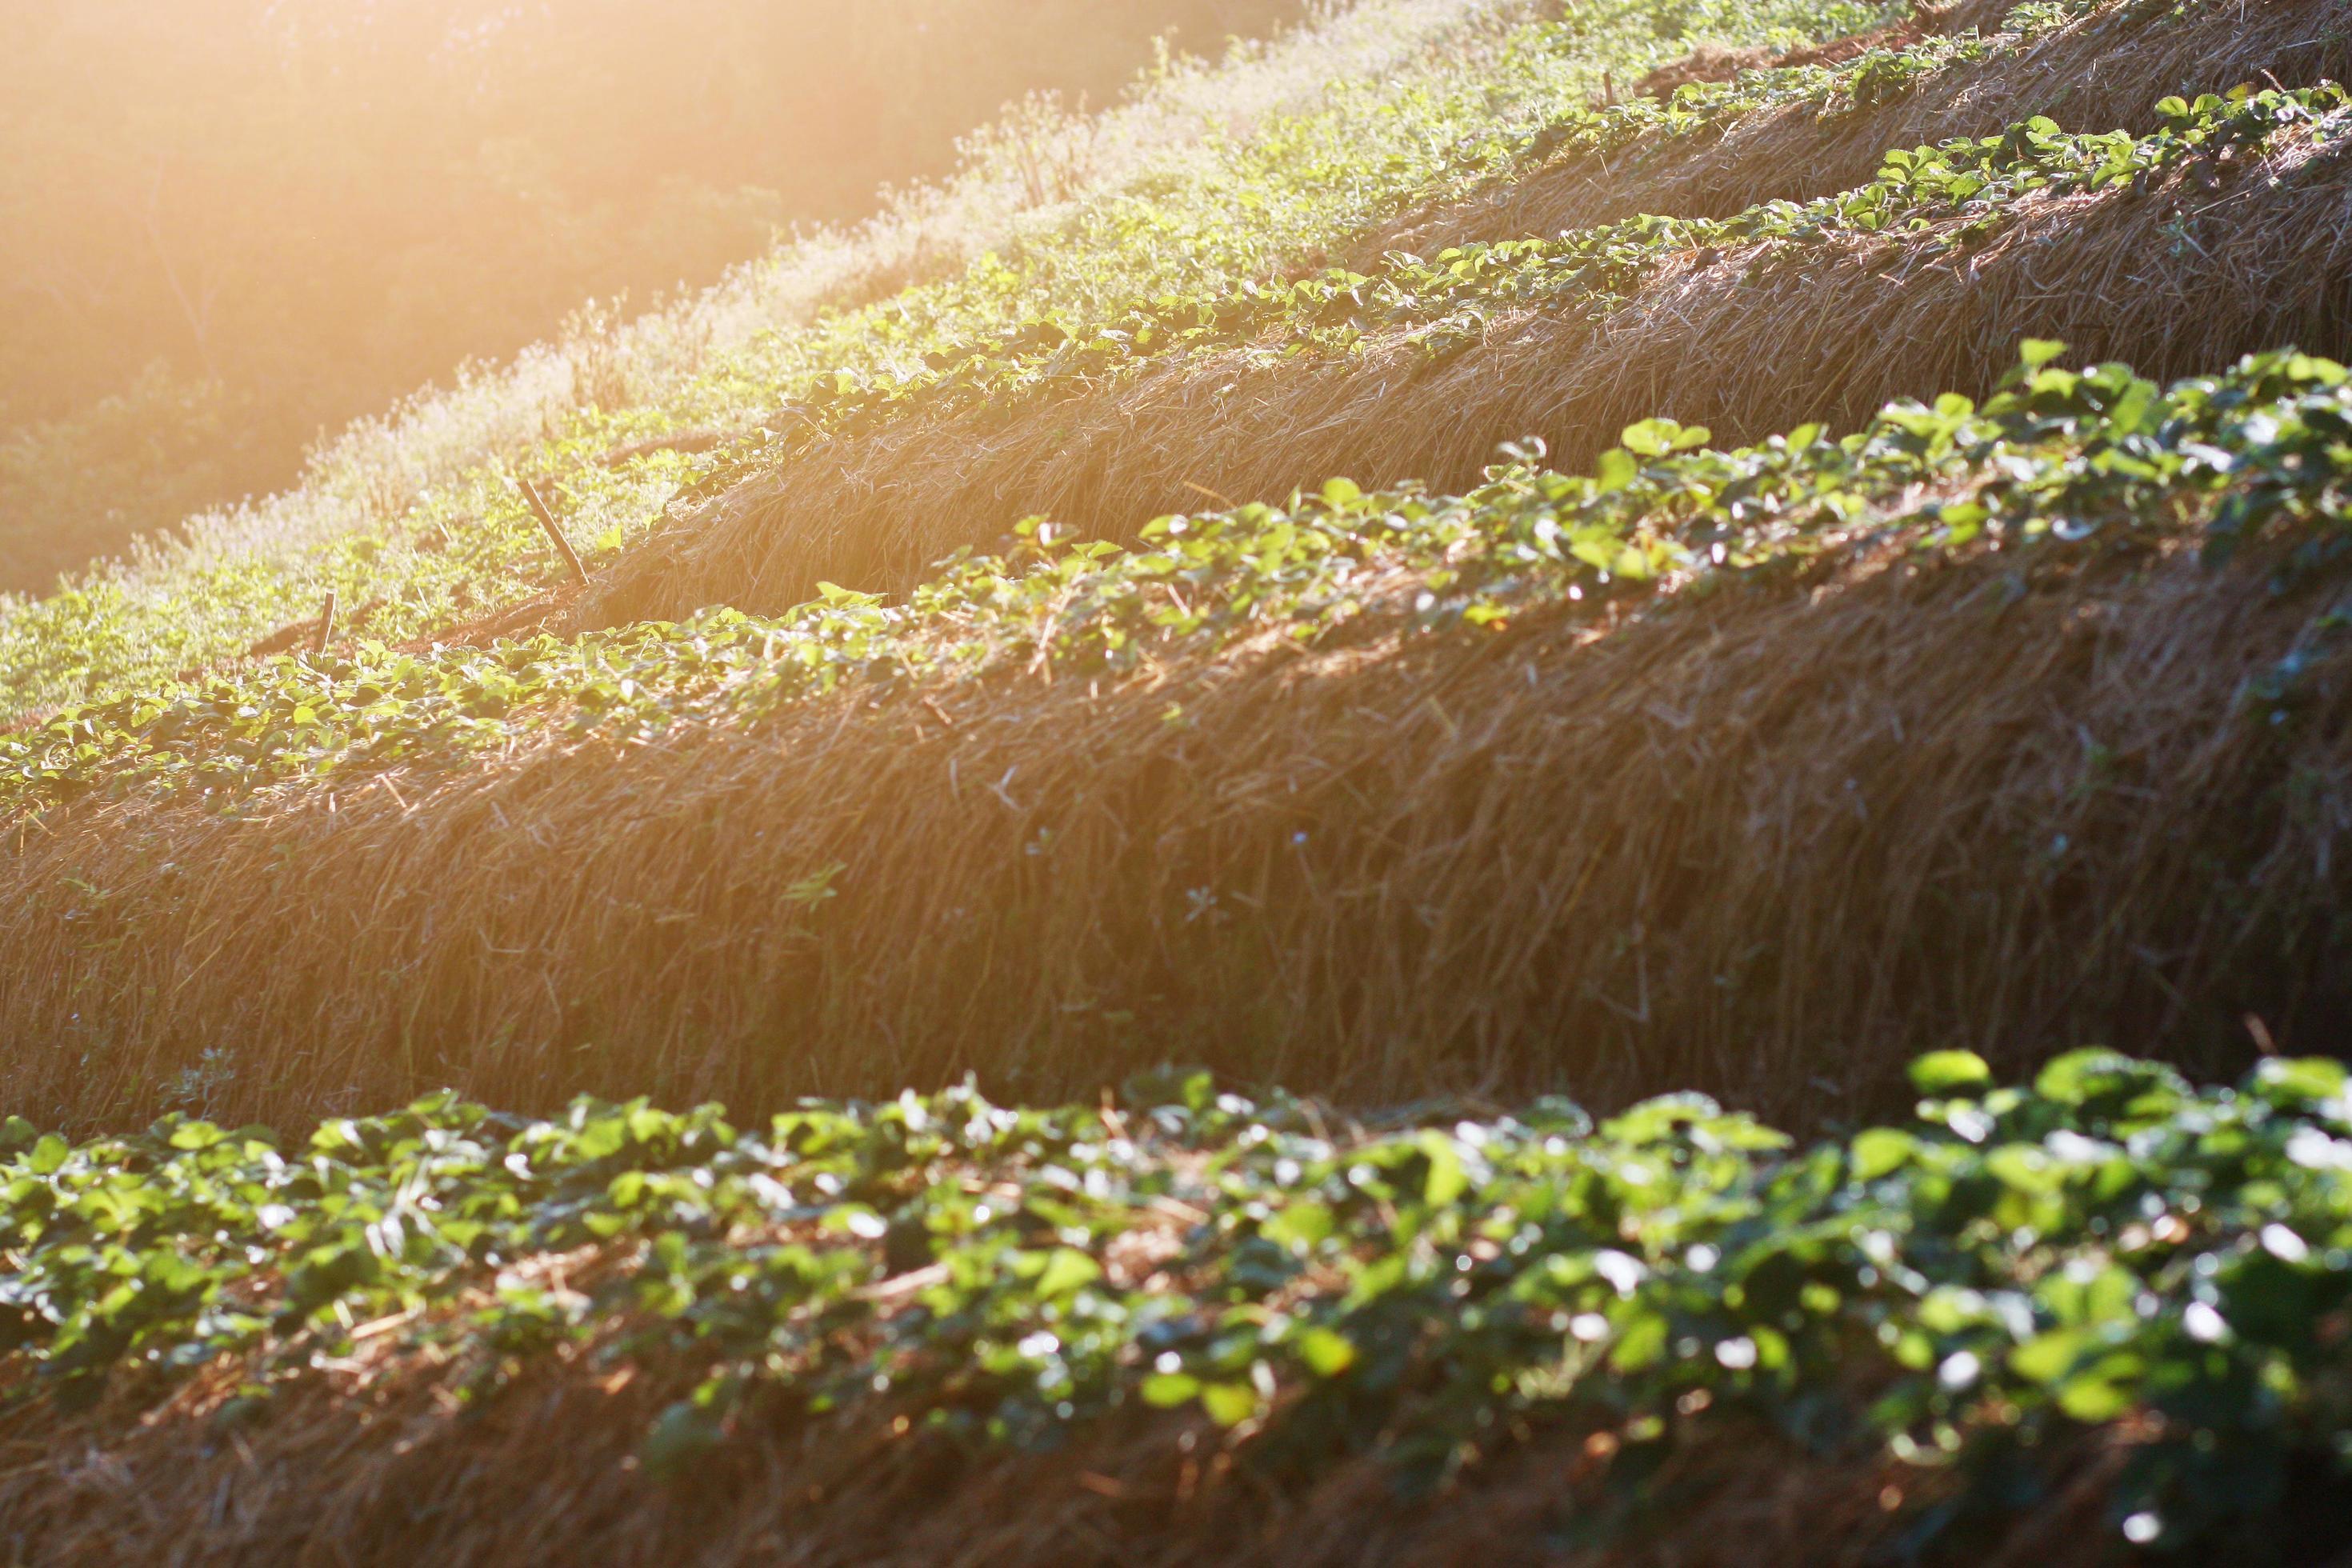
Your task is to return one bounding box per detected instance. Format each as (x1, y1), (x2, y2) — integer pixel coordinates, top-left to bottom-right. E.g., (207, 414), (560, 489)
(6, 0), (2352, 1562)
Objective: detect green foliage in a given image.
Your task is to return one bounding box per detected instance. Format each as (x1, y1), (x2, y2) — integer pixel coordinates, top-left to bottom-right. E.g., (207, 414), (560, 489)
(7, 1050), (2352, 1554)
(682, 82), (2342, 509)
(8, 341), (2348, 814)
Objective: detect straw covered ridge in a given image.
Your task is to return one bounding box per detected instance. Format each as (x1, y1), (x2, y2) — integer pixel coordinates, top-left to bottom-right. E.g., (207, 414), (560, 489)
(1364, 0), (2346, 259)
(6, 521), (2346, 1133)
(575, 0), (2352, 628)
(0, 1348), (2124, 1568)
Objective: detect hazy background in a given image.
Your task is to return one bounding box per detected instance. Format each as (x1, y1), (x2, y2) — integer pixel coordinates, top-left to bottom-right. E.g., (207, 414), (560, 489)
(0, 0), (1306, 592)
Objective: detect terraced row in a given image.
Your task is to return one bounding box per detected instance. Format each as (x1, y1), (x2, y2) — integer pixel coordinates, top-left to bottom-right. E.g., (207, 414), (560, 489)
(7, 336), (2346, 815)
(3, 341), (2347, 1131)
(7, 1048), (2352, 1561)
(598, 70), (2352, 622)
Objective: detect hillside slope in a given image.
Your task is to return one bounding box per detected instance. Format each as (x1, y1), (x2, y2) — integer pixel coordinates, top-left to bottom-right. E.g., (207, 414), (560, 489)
(0, 0), (1311, 593)
(0, 0), (1551, 717)
(5, 0), (2352, 1562)
(2, 0), (2347, 1128)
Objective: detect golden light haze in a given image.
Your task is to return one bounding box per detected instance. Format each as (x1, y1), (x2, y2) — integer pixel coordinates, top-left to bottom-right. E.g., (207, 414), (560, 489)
(0, 0), (1302, 589)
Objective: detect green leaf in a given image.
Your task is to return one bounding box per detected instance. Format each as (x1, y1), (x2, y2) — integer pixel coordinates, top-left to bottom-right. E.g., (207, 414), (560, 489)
(1140, 1371), (1201, 1407)
(1034, 1247), (1102, 1298)
(1417, 1129), (1467, 1207)
(2056, 1370), (2135, 1423)
(1850, 1127), (1917, 1182)
(2107, 376), (2159, 434)
(2010, 1330), (2085, 1385)
(2018, 338), (2068, 374)
(1908, 1051), (1992, 1097)
(1570, 536), (1620, 572)
(1121, 1066), (1214, 1113)
(1619, 418), (1683, 458)
(1609, 1311), (1668, 1371)
(2249, 1058), (2347, 1106)
(1199, 1381), (1260, 1426)
(1294, 1326), (1358, 1378)
(2033, 1048), (2140, 1106)
(1262, 1201), (1335, 1253)
(1985, 1143), (2062, 1196)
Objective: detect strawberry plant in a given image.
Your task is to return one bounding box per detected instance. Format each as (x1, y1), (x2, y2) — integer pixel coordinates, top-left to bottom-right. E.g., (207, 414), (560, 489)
(8, 1047), (2352, 1554)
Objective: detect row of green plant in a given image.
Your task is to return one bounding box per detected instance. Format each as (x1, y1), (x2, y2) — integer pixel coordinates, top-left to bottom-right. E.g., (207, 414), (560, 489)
(1451, 0), (2090, 179)
(681, 79), (2338, 482)
(0, 0), (1989, 714)
(451, 4), (2137, 577)
(6, 339), (2346, 814)
(750, 0), (2105, 404)
(7, 1046), (2352, 1554)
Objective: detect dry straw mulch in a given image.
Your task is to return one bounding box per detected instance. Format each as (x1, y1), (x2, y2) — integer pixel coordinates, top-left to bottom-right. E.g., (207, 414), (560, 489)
(4, 0), (2350, 1134)
(1369, 0), (2350, 262)
(0, 1346), (2127, 1568)
(4, 522), (2346, 1134)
